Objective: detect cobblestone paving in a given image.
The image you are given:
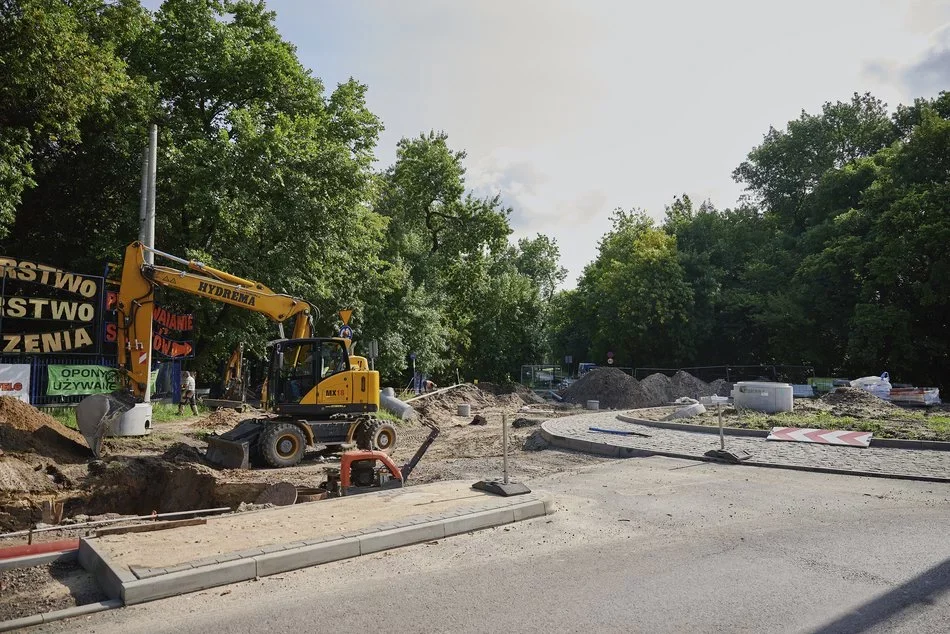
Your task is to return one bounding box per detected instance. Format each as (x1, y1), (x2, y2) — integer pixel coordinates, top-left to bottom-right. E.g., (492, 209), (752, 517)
(542, 412), (950, 481)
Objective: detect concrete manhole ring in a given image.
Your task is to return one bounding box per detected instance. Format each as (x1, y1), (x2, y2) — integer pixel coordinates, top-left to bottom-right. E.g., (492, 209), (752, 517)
(255, 481), (298, 506)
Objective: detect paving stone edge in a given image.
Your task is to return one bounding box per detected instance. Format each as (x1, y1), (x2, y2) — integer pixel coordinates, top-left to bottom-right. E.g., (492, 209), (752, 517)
(615, 414), (950, 451)
(540, 423), (950, 484)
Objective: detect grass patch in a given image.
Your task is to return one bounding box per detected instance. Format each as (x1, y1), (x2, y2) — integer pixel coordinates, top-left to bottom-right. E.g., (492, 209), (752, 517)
(925, 416), (950, 436)
(373, 408), (403, 424)
(699, 408), (950, 442)
(151, 402), (209, 423)
(42, 401), (207, 430)
(46, 408), (79, 430)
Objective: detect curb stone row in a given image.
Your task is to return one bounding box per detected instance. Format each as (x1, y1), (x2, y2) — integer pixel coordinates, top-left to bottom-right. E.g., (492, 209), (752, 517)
(541, 412), (950, 482)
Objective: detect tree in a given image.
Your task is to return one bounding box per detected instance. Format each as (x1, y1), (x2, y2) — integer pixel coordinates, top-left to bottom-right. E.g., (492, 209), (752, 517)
(0, 0), (135, 238)
(573, 210), (694, 368)
(734, 93), (897, 234)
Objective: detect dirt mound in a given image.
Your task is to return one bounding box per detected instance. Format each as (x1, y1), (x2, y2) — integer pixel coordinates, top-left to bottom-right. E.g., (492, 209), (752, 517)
(162, 442), (206, 464)
(478, 382), (546, 405)
(0, 397), (89, 463)
(192, 408), (245, 430)
(561, 368), (649, 409)
(640, 373), (673, 406)
(818, 387), (899, 418)
(0, 456), (60, 495)
(670, 371), (715, 400)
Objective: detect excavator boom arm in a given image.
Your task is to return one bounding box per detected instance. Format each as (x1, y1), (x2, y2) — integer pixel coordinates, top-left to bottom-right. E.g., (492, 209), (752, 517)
(115, 242), (313, 395)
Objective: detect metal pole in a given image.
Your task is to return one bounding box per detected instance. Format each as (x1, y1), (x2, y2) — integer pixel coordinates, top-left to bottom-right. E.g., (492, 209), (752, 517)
(718, 402), (725, 451)
(502, 413), (509, 484)
(137, 147), (148, 243)
(145, 124), (158, 265)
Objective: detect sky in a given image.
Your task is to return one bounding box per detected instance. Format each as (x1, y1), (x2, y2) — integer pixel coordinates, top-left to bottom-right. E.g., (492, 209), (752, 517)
(145, 0), (950, 286)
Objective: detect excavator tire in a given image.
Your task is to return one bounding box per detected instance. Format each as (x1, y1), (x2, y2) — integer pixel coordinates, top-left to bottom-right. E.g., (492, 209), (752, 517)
(259, 423), (307, 468)
(356, 419), (397, 455)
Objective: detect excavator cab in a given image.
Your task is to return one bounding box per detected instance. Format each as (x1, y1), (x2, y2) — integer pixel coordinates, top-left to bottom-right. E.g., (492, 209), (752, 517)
(269, 338), (377, 416)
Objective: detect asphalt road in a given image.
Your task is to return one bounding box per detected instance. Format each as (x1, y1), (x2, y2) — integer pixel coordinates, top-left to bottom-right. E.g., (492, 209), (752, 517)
(33, 455), (950, 633)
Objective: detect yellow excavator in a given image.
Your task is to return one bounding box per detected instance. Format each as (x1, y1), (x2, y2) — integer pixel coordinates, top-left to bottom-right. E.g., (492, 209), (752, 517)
(75, 241), (396, 469)
(202, 343), (248, 411)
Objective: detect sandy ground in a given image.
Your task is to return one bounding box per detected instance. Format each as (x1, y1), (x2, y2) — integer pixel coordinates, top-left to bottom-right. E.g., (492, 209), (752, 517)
(96, 481), (519, 571)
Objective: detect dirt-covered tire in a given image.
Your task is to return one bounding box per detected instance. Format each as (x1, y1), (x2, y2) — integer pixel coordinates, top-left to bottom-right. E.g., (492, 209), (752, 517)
(259, 423), (307, 468)
(356, 419), (397, 454)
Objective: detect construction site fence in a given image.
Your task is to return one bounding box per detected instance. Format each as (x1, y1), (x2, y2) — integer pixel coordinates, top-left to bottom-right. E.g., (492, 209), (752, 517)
(0, 355), (183, 407)
(634, 365), (816, 385)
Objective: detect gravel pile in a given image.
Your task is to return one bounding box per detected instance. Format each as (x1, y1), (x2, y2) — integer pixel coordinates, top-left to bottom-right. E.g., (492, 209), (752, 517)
(560, 368), (649, 409)
(671, 371), (717, 400)
(640, 373), (674, 406)
(818, 387), (900, 418)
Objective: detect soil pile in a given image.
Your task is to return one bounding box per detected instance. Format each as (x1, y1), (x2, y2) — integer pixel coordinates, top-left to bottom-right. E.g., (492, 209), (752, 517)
(478, 382), (546, 405)
(192, 408), (245, 430)
(0, 397), (89, 463)
(818, 387), (899, 418)
(412, 383), (543, 427)
(0, 457), (60, 495)
(671, 371), (716, 400)
(640, 373), (674, 406)
(560, 368), (649, 409)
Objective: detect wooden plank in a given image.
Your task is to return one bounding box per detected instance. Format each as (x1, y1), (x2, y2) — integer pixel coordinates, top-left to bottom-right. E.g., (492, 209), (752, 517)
(95, 518), (206, 538)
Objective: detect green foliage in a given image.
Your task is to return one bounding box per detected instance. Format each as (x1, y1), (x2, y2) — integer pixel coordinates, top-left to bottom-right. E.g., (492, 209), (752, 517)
(551, 210), (693, 369)
(0, 0), (137, 238)
(553, 91), (950, 390)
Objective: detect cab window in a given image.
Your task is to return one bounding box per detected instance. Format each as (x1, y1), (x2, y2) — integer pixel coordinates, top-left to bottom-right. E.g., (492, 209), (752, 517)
(319, 340), (349, 378)
(278, 342), (316, 401)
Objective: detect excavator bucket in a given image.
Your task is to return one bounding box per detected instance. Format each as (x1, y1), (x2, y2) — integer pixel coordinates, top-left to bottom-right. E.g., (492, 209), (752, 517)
(205, 437), (250, 470)
(75, 392), (135, 458)
(204, 420), (264, 470)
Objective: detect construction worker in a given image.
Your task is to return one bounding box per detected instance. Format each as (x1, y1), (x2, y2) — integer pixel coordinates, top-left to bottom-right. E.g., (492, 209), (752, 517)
(424, 378), (438, 393)
(178, 371), (198, 415)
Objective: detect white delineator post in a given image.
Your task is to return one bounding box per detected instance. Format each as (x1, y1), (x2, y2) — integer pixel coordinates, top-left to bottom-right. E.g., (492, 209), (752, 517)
(502, 413), (509, 485)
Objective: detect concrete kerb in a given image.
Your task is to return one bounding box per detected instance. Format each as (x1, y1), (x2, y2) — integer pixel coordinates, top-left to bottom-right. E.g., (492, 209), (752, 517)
(616, 414), (950, 451)
(541, 420), (950, 484)
(83, 495), (551, 607)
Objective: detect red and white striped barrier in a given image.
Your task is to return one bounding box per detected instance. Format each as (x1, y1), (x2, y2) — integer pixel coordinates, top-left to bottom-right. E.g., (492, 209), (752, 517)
(767, 427), (872, 448)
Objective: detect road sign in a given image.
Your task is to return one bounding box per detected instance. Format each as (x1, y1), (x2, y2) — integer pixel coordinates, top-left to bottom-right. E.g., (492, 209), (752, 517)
(409, 352), (416, 360)
(338, 325), (353, 339)
(607, 351), (614, 359)
(607, 358), (614, 365)
(338, 309), (353, 325)
(367, 340), (379, 358)
(767, 427), (872, 447)
(565, 355), (573, 364)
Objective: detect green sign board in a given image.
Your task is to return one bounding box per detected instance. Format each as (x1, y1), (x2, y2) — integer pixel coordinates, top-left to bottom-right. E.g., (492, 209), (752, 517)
(47, 365), (157, 396)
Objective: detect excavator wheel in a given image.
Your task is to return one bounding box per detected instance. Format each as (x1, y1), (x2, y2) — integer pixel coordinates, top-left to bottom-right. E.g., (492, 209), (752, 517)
(259, 423), (307, 468)
(356, 419), (397, 455)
